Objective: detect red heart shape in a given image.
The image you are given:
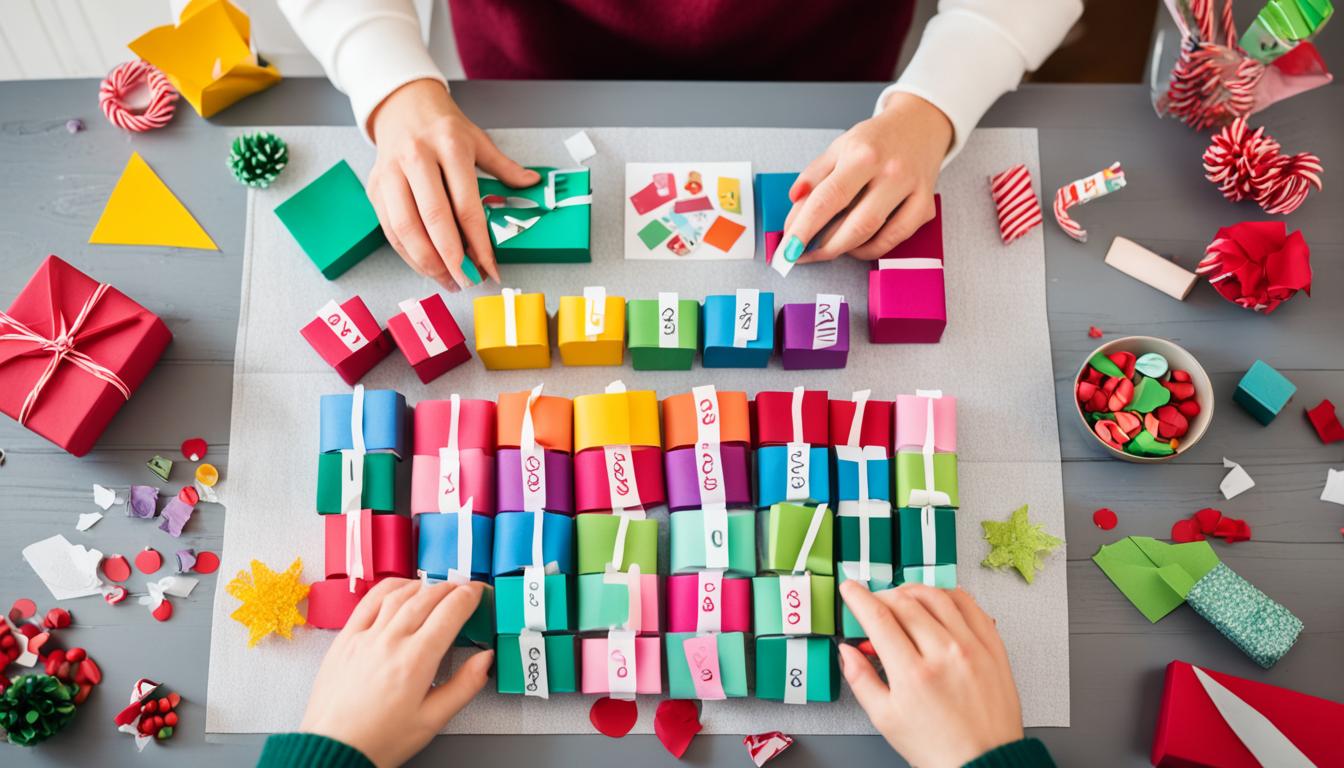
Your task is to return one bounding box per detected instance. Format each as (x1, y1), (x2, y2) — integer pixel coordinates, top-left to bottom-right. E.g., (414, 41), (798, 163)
(1195, 508), (1223, 535)
(654, 699), (702, 759)
(589, 696), (638, 738)
(1171, 518), (1204, 543)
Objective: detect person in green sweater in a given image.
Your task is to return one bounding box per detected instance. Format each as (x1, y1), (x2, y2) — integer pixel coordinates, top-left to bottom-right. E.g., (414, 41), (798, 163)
(258, 579), (1053, 768)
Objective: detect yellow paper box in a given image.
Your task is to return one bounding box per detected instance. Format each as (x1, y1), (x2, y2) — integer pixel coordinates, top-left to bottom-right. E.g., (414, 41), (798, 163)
(473, 291), (551, 370)
(557, 293), (626, 366)
(573, 389), (660, 452)
(129, 0), (281, 118)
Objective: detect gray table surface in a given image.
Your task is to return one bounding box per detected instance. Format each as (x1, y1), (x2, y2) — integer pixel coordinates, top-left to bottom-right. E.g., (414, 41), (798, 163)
(1, 77), (1341, 767)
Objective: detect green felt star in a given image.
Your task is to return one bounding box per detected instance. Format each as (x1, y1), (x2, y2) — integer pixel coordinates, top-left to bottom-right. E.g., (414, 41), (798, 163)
(981, 505), (1063, 584)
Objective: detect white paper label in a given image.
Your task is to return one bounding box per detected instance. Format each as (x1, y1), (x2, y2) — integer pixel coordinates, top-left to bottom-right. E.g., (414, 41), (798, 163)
(317, 300), (369, 354)
(343, 509), (365, 586)
(922, 506), (939, 566)
(785, 442), (811, 501)
(847, 390), (870, 448)
(604, 444), (641, 513)
(794, 503), (828, 574)
(518, 630), (550, 699)
(523, 565), (547, 631)
(398, 297), (448, 357)
(607, 629), (638, 699)
(583, 286), (607, 337)
(521, 445), (547, 513)
(812, 293), (843, 350)
(733, 288), (760, 348)
(502, 288), (520, 347)
(779, 573), (812, 635)
(696, 570), (724, 633)
(702, 503), (730, 570)
(878, 257), (943, 271)
(437, 446), (462, 513)
(658, 291), (679, 349)
(692, 385), (727, 508)
(784, 637), (808, 704)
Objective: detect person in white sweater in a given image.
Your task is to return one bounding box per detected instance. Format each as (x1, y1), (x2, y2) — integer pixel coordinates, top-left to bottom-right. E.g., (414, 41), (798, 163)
(279, 0), (1082, 290)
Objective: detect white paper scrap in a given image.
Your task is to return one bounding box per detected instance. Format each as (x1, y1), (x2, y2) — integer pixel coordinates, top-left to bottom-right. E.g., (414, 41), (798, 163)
(564, 130), (597, 164)
(1322, 468), (1344, 506)
(1219, 457), (1255, 500)
(93, 483), (119, 510)
(22, 534), (105, 600)
(76, 512), (104, 532)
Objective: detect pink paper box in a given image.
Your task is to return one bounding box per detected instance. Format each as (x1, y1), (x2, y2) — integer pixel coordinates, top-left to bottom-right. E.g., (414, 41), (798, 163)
(895, 393), (957, 452)
(666, 574), (752, 633)
(387, 294), (471, 383)
(580, 636), (663, 695)
(300, 296), (393, 385)
(410, 449), (496, 516)
(414, 398), (497, 455)
(868, 259), (946, 344)
(573, 445), (666, 513)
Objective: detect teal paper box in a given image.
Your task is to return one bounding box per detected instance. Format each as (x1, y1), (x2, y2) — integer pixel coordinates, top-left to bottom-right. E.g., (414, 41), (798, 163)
(669, 508), (757, 577)
(494, 573), (574, 634)
(756, 444), (831, 508)
(701, 291), (775, 368)
(665, 632), (749, 699)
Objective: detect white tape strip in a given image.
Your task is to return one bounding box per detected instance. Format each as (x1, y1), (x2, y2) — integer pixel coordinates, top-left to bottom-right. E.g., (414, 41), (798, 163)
(692, 385), (727, 508)
(502, 288), (520, 347)
(604, 444), (641, 514)
(398, 297), (448, 357)
(317, 299), (369, 354)
(658, 291), (679, 349)
(784, 638), (808, 704)
(779, 573), (812, 635)
(341, 387), (366, 590)
(703, 503), (730, 570)
(733, 288), (760, 348)
(447, 506), (473, 584)
(518, 629), (550, 700)
(879, 258), (943, 270)
(520, 384), (548, 515)
(811, 293), (843, 350)
(437, 394), (463, 513)
(583, 286), (607, 338)
(847, 390), (870, 448)
(921, 506), (938, 566)
(793, 503), (828, 574)
(907, 390), (952, 508)
(523, 565), (547, 631)
(696, 570), (724, 633)
(607, 629), (637, 700)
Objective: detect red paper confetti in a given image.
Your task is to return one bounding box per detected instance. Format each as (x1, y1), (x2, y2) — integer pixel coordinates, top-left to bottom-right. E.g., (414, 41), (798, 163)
(104, 586), (128, 605)
(193, 551), (221, 574)
(101, 555), (132, 583)
(1092, 507), (1118, 530)
(744, 731), (795, 766)
(9, 598), (37, 623)
(1203, 119), (1323, 215)
(42, 608), (71, 630)
(654, 699), (702, 759)
(1088, 326), (1103, 338)
(1306, 400), (1344, 444)
(989, 164), (1043, 244)
(589, 696), (638, 738)
(180, 437), (207, 462)
(135, 547), (164, 575)
(151, 599), (173, 623)
(1171, 518), (1205, 543)
(1172, 508), (1252, 544)
(856, 640), (877, 656)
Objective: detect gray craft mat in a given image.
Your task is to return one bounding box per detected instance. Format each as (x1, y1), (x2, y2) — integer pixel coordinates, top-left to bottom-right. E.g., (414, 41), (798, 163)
(206, 126), (1068, 734)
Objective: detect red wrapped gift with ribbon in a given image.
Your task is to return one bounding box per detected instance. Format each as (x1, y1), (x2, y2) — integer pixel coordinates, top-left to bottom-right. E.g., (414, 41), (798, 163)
(750, 389), (829, 448)
(1197, 221), (1311, 314)
(827, 391), (893, 449)
(299, 295), (393, 385)
(0, 255), (172, 456)
(574, 445), (666, 513)
(322, 510), (412, 580)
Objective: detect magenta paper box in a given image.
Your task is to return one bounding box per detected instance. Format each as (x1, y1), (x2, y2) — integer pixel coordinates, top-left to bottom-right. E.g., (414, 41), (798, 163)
(666, 573), (752, 633)
(580, 635), (663, 695)
(777, 297), (850, 370)
(868, 258), (946, 344)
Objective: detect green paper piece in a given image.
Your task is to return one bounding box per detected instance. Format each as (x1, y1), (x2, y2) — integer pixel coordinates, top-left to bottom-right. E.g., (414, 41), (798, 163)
(665, 632), (749, 698)
(837, 513), (894, 566)
(1123, 376), (1172, 413)
(315, 452), (397, 513)
(1134, 352), (1169, 378)
(275, 160), (386, 279)
(478, 167), (591, 263)
(1092, 536), (1220, 623)
(147, 455), (173, 481)
(1126, 429), (1176, 456)
(496, 634), (579, 694)
(1185, 562), (1303, 668)
(980, 505), (1061, 584)
(751, 573), (837, 635)
(669, 509), (757, 576)
(759, 503), (834, 575)
(836, 564), (896, 638)
(897, 506), (957, 567)
(576, 573), (653, 631)
(626, 298), (699, 370)
(754, 636), (840, 702)
(576, 514), (659, 575)
(894, 452), (959, 508)
(455, 587), (496, 648)
(1088, 351), (1125, 379)
(902, 564), (956, 588)
(637, 218), (672, 249)
(494, 574), (573, 634)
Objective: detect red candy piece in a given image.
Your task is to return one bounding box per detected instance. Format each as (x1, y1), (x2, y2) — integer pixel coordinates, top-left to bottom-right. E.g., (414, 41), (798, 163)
(1306, 399), (1344, 444)
(26, 632), (50, 657)
(167, 692), (181, 708)
(1144, 413), (1161, 437)
(193, 551), (220, 575)
(42, 608), (71, 630)
(77, 657), (102, 685)
(1162, 380), (1196, 401)
(1108, 351), (1137, 378)
(1156, 405), (1189, 439)
(178, 486), (200, 506)
(654, 699), (702, 759)
(181, 437), (208, 462)
(101, 555), (132, 583)
(104, 586), (128, 605)
(1093, 507), (1118, 530)
(1088, 325), (1103, 338)
(1178, 399), (1201, 418)
(152, 600), (173, 622)
(1076, 380), (1097, 404)
(1215, 517), (1253, 543)
(1094, 420), (1126, 450)
(589, 696), (639, 738)
(1171, 370), (1191, 383)
(164, 711), (179, 727)
(856, 640), (877, 656)
(1084, 368), (1103, 385)
(1171, 518), (1205, 543)
(135, 547), (164, 574)
(1195, 508), (1223, 534)
(65, 647), (85, 663)
(1114, 411), (1142, 436)
(74, 683), (92, 705)
(9, 598), (37, 623)
(1106, 378), (1135, 412)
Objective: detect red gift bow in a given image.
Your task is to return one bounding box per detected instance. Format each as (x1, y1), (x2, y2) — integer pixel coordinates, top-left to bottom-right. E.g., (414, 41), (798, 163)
(0, 282), (131, 425)
(1197, 221), (1311, 313)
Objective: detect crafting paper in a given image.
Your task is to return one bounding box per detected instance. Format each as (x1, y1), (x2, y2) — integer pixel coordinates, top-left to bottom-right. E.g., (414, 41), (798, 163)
(1092, 536), (1219, 623)
(90, 153), (217, 250)
(127, 485), (158, 519)
(665, 444), (751, 511)
(76, 512), (103, 531)
(666, 632), (748, 699)
(755, 636), (840, 703)
(668, 508), (756, 576)
(624, 162), (755, 261)
(1323, 468), (1344, 505)
(564, 130), (597, 164)
(93, 484), (118, 510)
(321, 390), (407, 456)
(1220, 457), (1256, 499)
(701, 291), (775, 368)
(22, 535), (104, 600)
(274, 160), (385, 279)
(666, 573), (752, 633)
(1104, 237), (1198, 300)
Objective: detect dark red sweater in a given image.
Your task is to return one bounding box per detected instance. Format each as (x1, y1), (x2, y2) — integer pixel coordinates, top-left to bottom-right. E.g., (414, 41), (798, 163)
(447, 0), (915, 81)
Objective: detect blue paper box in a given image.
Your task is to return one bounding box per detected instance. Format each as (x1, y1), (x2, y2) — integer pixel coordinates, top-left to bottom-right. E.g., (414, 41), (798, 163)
(492, 511), (576, 577)
(834, 449), (891, 503)
(756, 444), (831, 508)
(417, 511), (493, 582)
(701, 292), (775, 368)
(320, 389), (407, 457)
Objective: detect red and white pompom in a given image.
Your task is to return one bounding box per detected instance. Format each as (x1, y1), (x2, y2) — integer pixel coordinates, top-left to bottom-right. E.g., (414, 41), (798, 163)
(1203, 117), (1323, 215)
(989, 164), (1043, 245)
(99, 60), (179, 133)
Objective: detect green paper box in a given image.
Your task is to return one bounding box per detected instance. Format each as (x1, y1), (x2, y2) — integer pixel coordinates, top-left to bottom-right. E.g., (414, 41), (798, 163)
(752, 573), (836, 635)
(478, 167), (591, 263)
(897, 506), (957, 567)
(837, 562), (897, 638)
(495, 574), (574, 634)
(497, 633), (579, 694)
(665, 632), (749, 699)
(456, 584), (497, 647)
(755, 636), (840, 702)
(837, 504), (894, 566)
(894, 451), (959, 508)
(576, 572), (661, 632)
(626, 297), (699, 370)
(275, 160), (386, 279)
(316, 451), (397, 513)
(902, 564), (956, 589)
(669, 508), (757, 576)
(759, 503), (834, 575)
(576, 514), (659, 575)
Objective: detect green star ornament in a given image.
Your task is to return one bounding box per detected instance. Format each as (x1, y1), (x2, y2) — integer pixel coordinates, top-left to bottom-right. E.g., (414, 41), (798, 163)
(981, 505), (1063, 584)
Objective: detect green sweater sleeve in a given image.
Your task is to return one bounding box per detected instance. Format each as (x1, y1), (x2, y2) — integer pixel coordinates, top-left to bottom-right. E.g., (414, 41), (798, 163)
(259, 733), (375, 768)
(963, 738), (1056, 768)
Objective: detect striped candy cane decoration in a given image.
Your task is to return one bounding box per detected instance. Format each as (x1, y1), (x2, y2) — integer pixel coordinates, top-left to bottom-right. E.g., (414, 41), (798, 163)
(988, 164), (1043, 244)
(100, 60), (179, 133)
(1053, 162), (1126, 243)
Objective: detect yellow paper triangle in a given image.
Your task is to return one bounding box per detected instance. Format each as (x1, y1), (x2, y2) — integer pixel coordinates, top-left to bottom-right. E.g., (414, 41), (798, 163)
(90, 152), (217, 250)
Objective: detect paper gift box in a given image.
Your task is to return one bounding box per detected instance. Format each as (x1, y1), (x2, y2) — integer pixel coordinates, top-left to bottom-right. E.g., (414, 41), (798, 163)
(300, 296), (393, 385)
(307, 576), (372, 630)
(457, 586), (497, 648)
(777, 300), (851, 370)
(0, 255), (172, 456)
(415, 398), (497, 455)
(869, 258), (946, 344)
(837, 562), (896, 638)
(497, 390), (572, 452)
(662, 389), (751, 450)
(755, 636), (840, 703)
(497, 634), (579, 695)
(1234, 359), (1296, 425)
(835, 448), (892, 502)
(577, 572), (662, 632)
(666, 573), (752, 633)
(1151, 659), (1344, 767)
(895, 452), (960, 508)
(751, 389), (829, 447)
(492, 511), (576, 577)
(573, 388), (661, 453)
(410, 450), (496, 516)
(316, 452), (397, 513)
(838, 502), (895, 565)
(387, 294), (470, 383)
(274, 160), (385, 280)
(903, 564), (956, 588)
(756, 445), (832, 508)
(669, 509), (757, 576)
(576, 514), (659, 575)
(479, 167), (591, 263)
(573, 446), (666, 513)
(898, 506), (957, 567)
(626, 296), (699, 371)
(666, 632), (749, 699)
(127, 0), (281, 118)
(323, 511), (413, 580)
(895, 392), (957, 452)
(495, 448), (574, 514)
(557, 292), (626, 366)
(759, 503), (834, 575)
(495, 573), (574, 634)
(321, 389), (407, 456)
(756, 173), (798, 262)
(828, 397), (894, 448)
(473, 291), (550, 370)
(752, 573), (836, 635)
(579, 635), (663, 695)
(701, 291), (776, 368)
(417, 511), (494, 581)
(665, 444), (752, 511)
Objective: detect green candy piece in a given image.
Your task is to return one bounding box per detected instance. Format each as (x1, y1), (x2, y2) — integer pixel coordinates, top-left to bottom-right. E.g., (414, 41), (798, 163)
(1135, 352), (1169, 378)
(1088, 352), (1125, 379)
(1123, 376), (1172, 414)
(1126, 429), (1175, 456)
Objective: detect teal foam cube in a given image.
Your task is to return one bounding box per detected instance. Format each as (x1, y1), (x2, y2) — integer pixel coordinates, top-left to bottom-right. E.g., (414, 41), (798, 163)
(1234, 359), (1296, 425)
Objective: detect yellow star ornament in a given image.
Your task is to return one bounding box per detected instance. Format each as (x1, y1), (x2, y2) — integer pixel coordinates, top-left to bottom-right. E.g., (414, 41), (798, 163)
(981, 505), (1063, 584)
(227, 558), (310, 647)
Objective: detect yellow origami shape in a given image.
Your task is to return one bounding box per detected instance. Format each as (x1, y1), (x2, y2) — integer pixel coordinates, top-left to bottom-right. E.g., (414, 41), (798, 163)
(90, 152), (217, 250)
(227, 557), (310, 647)
(129, 0), (281, 118)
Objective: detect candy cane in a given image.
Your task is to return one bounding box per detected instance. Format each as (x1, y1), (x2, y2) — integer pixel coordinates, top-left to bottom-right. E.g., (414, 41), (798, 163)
(100, 60), (178, 133)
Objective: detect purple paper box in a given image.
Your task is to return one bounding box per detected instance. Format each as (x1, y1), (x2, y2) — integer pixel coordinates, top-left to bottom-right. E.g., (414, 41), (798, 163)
(496, 448), (574, 515)
(664, 443), (753, 511)
(777, 299), (849, 370)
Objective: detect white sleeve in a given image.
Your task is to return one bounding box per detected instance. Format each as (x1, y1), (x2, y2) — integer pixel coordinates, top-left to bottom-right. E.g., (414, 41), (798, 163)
(875, 0), (1083, 162)
(278, 0), (447, 141)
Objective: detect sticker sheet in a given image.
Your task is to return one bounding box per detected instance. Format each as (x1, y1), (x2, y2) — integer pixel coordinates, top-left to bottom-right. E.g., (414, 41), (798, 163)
(623, 162), (754, 261)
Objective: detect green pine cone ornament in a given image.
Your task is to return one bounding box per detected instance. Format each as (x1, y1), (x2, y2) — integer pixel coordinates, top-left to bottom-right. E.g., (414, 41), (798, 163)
(0, 674), (79, 747)
(228, 131), (289, 188)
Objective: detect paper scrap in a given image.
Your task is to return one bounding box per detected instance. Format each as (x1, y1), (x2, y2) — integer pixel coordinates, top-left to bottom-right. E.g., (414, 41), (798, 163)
(176, 549), (197, 573)
(744, 731), (795, 766)
(89, 153), (217, 250)
(981, 505), (1063, 584)
(127, 485), (159, 518)
(159, 497), (196, 537)
(76, 512), (104, 532)
(226, 558), (309, 647)
(589, 696), (638, 738)
(93, 484), (118, 510)
(563, 130), (597, 164)
(653, 698), (702, 758)
(1322, 469), (1344, 506)
(22, 535), (105, 600)
(624, 162), (754, 261)
(1220, 457), (1256, 499)
(140, 575), (199, 611)
(703, 216), (747, 252)
(1092, 536), (1219, 622)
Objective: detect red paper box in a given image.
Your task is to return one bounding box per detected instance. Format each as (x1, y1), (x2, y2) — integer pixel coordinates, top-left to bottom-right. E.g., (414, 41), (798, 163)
(828, 395), (894, 449)
(751, 389), (829, 448)
(323, 511), (413, 580)
(387, 294), (470, 384)
(0, 255), (172, 456)
(1152, 660), (1344, 767)
(300, 296), (392, 385)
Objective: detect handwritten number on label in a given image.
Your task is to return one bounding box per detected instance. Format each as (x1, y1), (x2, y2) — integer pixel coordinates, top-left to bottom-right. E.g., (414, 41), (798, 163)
(788, 449), (807, 489)
(661, 306), (677, 336)
(788, 667), (804, 688)
(326, 313), (363, 345)
(738, 302), (753, 330)
(610, 650), (629, 679)
(525, 646), (543, 692)
(524, 455), (543, 493)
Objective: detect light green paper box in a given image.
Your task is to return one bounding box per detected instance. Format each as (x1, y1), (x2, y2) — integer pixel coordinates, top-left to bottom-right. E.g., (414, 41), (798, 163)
(494, 574), (574, 634)
(274, 159), (386, 280)
(497, 634), (579, 694)
(669, 508), (757, 576)
(576, 514), (659, 575)
(478, 167), (591, 263)
(626, 298), (699, 370)
(755, 636), (840, 702)
(665, 632), (749, 699)
(894, 451), (959, 508)
(752, 573), (836, 636)
(576, 572), (661, 632)
(758, 503), (833, 575)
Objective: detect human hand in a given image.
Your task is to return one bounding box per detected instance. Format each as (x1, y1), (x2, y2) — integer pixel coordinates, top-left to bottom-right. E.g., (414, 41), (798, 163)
(838, 581), (1023, 768)
(367, 79), (540, 290)
(775, 92), (953, 267)
(299, 579), (493, 768)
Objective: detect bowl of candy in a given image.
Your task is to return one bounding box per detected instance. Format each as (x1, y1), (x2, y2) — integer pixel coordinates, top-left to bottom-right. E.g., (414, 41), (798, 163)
(1074, 336), (1213, 463)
